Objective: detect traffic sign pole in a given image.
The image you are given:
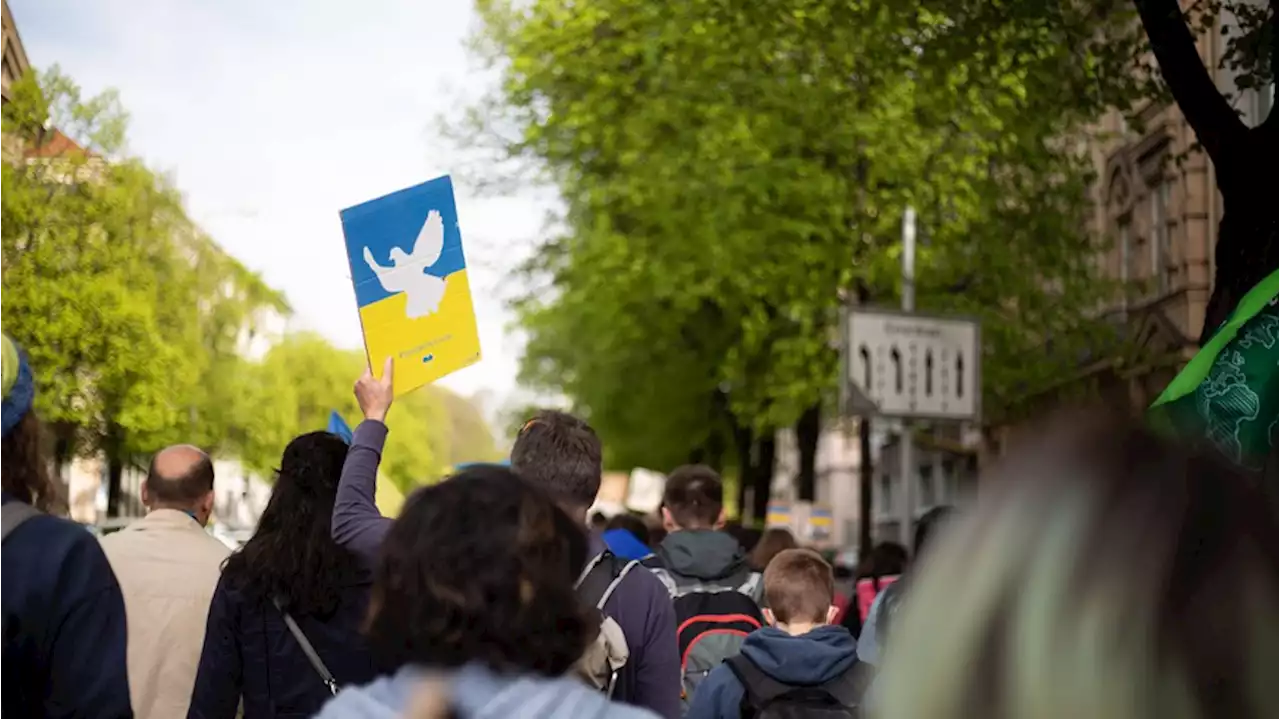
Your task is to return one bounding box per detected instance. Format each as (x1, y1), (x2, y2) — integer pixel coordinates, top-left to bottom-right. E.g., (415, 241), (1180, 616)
(841, 207), (980, 554)
(900, 207), (916, 548)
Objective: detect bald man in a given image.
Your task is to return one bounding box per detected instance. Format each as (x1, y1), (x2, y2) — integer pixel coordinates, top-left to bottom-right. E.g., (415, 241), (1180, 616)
(101, 445), (231, 719)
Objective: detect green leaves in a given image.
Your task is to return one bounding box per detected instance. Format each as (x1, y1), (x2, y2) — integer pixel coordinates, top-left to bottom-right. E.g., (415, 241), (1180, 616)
(3, 67), (496, 493)
(458, 0), (1155, 463)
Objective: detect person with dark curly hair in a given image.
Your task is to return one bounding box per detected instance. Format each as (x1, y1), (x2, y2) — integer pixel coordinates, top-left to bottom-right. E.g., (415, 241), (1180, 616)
(317, 465), (656, 718)
(2, 333), (132, 718)
(332, 361), (681, 717)
(188, 431), (377, 718)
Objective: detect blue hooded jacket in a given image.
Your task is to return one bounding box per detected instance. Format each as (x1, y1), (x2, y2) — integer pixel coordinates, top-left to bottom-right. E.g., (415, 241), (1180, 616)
(686, 625), (858, 719)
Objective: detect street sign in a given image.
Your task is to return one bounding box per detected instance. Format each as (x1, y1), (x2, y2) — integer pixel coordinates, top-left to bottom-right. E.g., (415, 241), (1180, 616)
(844, 308), (981, 421)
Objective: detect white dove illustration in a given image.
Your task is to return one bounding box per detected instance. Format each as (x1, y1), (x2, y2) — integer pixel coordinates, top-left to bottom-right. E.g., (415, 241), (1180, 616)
(363, 210), (449, 319)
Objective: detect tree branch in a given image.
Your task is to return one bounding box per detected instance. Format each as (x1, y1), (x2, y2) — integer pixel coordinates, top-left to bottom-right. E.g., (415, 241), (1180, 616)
(1269, 0), (1280, 127)
(1132, 0), (1247, 165)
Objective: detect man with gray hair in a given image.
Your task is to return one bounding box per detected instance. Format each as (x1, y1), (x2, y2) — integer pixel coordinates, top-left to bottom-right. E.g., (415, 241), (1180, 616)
(101, 445), (231, 719)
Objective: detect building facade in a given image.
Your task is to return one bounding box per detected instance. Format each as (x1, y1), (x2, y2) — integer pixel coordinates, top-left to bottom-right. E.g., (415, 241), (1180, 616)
(991, 5), (1274, 454)
(770, 420), (863, 548)
(1, 0), (30, 106)
(773, 8), (1274, 549)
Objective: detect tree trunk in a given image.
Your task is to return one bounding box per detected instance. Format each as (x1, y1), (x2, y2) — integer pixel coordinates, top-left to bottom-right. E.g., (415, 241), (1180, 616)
(1132, 0), (1277, 342)
(49, 421), (75, 483)
(688, 429), (728, 472)
(732, 420), (754, 523)
(795, 402), (821, 501)
(106, 454), (124, 519)
(854, 284), (877, 560)
(104, 422), (125, 519)
(704, 426), (727, 475)
(750, 433), (776, 525)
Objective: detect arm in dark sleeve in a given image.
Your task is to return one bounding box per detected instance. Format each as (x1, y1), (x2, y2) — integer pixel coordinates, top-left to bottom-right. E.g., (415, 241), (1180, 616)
(187, 577), (241, 719)
(46, 538), (132, 719)
(332, 419), (394, 567)
(632, 573), (682, 719)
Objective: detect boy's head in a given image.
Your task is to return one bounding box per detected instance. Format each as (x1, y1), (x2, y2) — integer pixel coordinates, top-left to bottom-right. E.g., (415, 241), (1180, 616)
(660, 464), (724, 531)
(762, 548), (838, 629)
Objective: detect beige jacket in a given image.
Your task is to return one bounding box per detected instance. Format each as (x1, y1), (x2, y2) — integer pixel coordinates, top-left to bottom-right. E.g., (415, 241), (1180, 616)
(101, 509), (232, 719)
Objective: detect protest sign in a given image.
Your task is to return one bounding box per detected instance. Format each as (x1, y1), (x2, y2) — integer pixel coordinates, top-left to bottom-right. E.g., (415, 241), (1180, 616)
(340, 175), (481, 395)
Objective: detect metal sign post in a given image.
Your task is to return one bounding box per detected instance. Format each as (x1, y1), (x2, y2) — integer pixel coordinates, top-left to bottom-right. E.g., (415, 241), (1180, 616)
(899, 208), (916, 547)
(840, 206), (981, 548)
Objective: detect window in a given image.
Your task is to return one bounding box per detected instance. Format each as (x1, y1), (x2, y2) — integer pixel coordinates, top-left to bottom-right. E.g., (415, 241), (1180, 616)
(879, 474), (893, 515)
(1150, 181), (1171, 293)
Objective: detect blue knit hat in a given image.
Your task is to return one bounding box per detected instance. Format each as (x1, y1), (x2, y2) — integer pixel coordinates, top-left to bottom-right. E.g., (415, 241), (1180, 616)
(2, 334), (35, 438)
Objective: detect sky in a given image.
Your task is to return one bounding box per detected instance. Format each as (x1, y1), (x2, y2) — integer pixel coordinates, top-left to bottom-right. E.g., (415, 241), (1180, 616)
(10, 0), (553, 408)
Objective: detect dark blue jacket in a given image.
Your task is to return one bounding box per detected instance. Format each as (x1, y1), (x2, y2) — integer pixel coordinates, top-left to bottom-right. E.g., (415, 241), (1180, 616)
(1, 493), (133, 718)
(686, 625), (858, 719)
(187, 572), (378, 719)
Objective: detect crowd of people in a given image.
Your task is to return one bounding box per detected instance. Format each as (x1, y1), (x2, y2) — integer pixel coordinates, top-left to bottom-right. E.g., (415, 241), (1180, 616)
(2, 331), (1276, 719)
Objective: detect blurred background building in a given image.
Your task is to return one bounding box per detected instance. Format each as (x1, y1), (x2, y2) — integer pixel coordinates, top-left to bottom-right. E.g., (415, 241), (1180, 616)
(1, 0), (29, 106)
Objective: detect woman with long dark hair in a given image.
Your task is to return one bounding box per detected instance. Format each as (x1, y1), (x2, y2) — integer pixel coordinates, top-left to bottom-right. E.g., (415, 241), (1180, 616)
(188, 431), (376, 718)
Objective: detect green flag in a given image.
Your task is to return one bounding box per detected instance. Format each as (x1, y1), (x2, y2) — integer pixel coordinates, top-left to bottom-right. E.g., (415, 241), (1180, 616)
(1148, 270), (1278, 470)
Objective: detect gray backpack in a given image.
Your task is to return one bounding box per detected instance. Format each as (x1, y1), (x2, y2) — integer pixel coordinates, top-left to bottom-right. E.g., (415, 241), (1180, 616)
(644, 556), (765, 711)
(1, 501), (41, 544)
(572, 551), (639, 697)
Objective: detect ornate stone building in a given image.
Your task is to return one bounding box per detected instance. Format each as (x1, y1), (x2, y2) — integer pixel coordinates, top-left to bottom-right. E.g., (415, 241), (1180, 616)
(1, 0), (30, 106)
(993, 6), (1273, 456)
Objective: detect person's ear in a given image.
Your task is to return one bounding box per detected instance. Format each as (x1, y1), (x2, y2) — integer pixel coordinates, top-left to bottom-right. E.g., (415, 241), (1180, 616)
(662, 507), (679, 532)
(826, 605), (839, 624)
(198, 491), (215, 527)
(763, 608), (776, 627)
(713, 509), (726, 530)
(139, 481), (152, 508)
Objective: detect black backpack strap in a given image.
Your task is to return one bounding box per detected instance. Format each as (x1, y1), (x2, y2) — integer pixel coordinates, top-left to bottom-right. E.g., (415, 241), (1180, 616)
(639, 553), (665, 571)
(576, 550), (622, 608)
(815, 660), (871, 708)
(725, 654), (796, 711)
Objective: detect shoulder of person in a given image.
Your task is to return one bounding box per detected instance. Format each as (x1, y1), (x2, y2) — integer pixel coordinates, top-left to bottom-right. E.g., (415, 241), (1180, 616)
(22, 513), (109, 565)
(315, 675), (407, 718)
(199, 531), (234, 559)
(37, 516), (121, 596)
(617, 561), (673, 603)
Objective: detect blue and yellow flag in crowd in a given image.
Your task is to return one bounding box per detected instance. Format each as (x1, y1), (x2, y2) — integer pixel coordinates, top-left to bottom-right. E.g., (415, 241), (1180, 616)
(327, 410), (354, 444)
(1148, 269), (1278, 471)
(340, 176), (481, 396)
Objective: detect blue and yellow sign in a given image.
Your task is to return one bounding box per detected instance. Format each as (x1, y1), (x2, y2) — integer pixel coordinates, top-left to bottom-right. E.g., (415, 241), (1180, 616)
(765, 501), (792, 528)
(340, 176), (481, 396)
